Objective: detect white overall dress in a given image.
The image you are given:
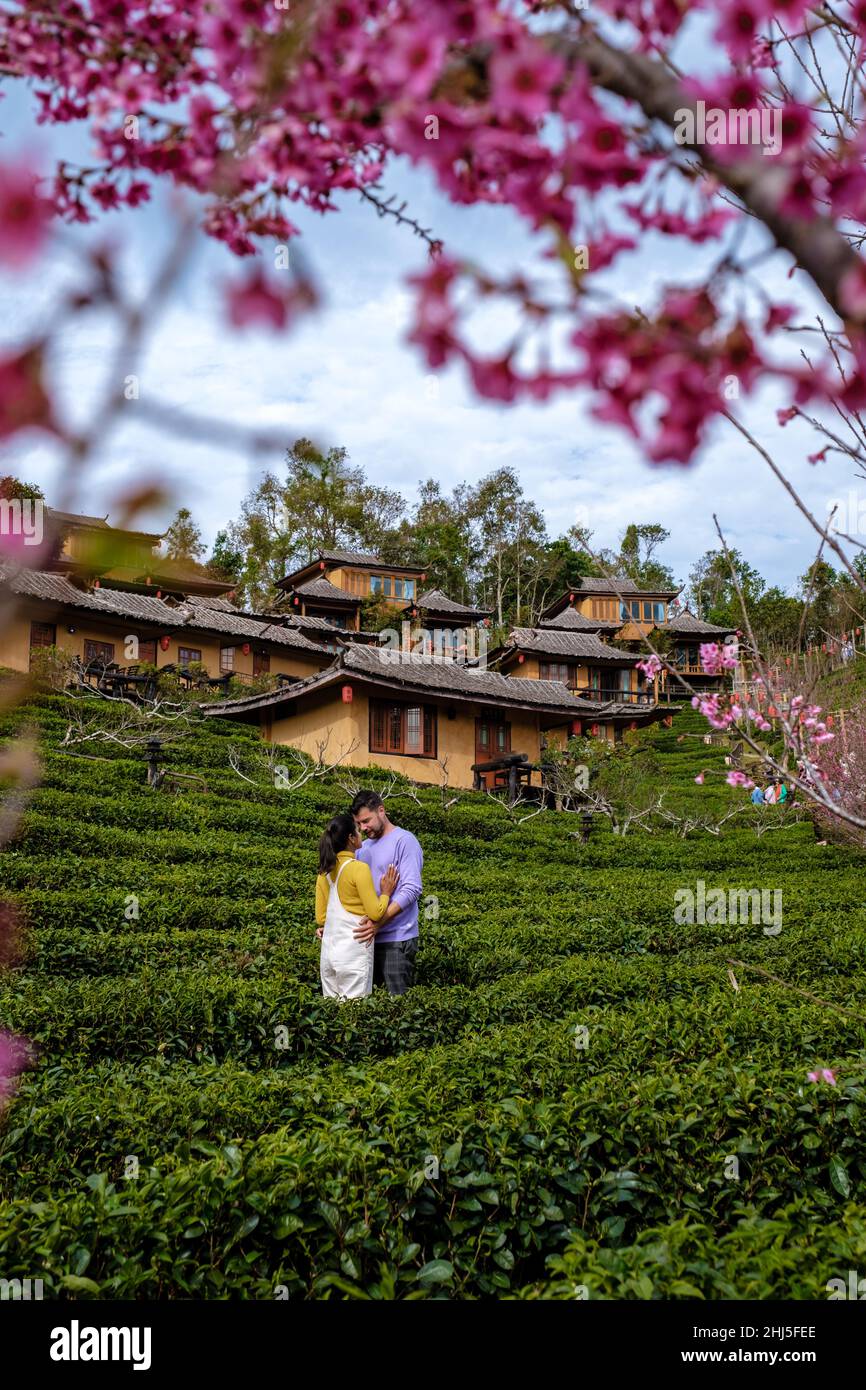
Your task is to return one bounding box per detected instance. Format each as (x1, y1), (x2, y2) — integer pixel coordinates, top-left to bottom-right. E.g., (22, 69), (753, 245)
(320, 859), (375, 1000)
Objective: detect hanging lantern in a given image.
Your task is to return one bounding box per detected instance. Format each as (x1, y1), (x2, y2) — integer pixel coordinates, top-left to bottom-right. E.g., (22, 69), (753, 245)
(590, 723), (599, 736)
(629, 720), (638, 732)
(156, 590), (162, 600)
(569, 592), (575, 603)
(570, 719), (582, 736)
(518, 652), (525, 663)
(421, 573), (427, 582)
(319, 560), (326, 570)
(293, 595), (299, 605)
(342, 685), (353, 703)
(159, 635), (171, 652)
(93, 578), (100, 588)
(663, 715), (673, 728)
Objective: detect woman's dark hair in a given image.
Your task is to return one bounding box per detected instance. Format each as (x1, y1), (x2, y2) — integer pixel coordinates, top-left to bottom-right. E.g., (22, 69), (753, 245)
(318, 811), (357, 875)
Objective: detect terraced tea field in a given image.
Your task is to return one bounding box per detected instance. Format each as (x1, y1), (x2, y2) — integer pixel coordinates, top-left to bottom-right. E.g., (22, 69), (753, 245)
(0, 692), (864, 1298)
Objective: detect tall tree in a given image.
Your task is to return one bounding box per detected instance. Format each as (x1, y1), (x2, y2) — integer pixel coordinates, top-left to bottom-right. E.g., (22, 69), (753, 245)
(225, 440), (405, 609)
(617, 523), (676, 589)
(463, 468), (548, 629)
(688, 548), (765, 624)
(162, 507), (205, 563)
(394, 479), (475, 601)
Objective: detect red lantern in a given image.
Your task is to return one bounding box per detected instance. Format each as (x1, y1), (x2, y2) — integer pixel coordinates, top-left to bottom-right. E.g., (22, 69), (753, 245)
(569, 592), (574, 603)
(342, 685), (353, 703)
(570, 719), (582, 736)
(93, 578), (100, 588)
(663, 715), (673, 728)
(590, 723), (599, 736)
(160, 635), (171, 652)
(242, 642), (251, 656)
(156, 590), (162, 599)
(629, 720), (637, 732)
(293, 595), (299, 606)
(421, 573), (427, 582)
(518, 652), (525, 663)
(319, 560), (326, 569)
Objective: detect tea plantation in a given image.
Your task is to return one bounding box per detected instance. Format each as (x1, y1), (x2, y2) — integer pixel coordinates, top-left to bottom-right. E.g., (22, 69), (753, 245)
(0, 690), (865, 1299)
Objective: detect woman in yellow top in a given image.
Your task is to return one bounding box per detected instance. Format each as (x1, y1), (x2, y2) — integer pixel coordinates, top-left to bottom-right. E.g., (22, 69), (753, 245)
(315, 812), (399, 999)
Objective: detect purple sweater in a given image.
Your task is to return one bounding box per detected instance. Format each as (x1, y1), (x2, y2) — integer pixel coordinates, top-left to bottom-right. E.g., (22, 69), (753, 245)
(356, 826), (423, 942)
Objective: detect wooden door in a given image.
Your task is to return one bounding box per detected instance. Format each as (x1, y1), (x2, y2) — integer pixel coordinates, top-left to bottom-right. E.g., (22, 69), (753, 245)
(475, 717), (511, 789)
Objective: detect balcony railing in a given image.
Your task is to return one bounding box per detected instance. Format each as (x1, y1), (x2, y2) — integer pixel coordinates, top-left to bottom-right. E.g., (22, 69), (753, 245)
(573, 686), (655, 705)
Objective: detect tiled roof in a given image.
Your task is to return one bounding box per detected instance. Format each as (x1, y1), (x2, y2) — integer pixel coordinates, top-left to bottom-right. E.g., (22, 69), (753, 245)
(0, 566), (188, 625)
(573, 576), (679, 596)
(46, 508), (111, 529)
(293, 577), (361, 604)
(409, 588), (492, 618)
(282, 611), (346, 634)
(540, 607), (620, 632)
(0, 567), (330, 652)
(45, 507), (163, 541)
(183, 594), (241, 613)
(205, 645), (601, 717)
(665, 610), (736, 636)
(505, 628), (639, 663)
(174, 602), (329, 652)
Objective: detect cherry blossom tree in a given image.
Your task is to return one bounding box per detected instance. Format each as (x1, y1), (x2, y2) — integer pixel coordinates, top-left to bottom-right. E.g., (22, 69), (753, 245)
(4, 0), (866, 824)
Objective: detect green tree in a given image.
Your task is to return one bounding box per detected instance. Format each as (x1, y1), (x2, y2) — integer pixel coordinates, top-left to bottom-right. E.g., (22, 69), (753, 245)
(688, 547), (765, 625)
(0, 476), (44, 500)
(393, 479), (474, 601)
(226, 439), (405, 608)
(207, 529), (244, 584)
(617, 523), (676, 589)
(162, 507), (205, 563)
(464, 467), (548, 628)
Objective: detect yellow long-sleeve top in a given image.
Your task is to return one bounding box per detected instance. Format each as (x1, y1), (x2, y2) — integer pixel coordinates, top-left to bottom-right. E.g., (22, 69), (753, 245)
(315, 850), (391, 927)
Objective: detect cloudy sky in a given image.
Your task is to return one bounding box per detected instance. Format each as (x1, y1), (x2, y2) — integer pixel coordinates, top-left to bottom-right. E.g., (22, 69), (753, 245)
(0, 77), (853, 595)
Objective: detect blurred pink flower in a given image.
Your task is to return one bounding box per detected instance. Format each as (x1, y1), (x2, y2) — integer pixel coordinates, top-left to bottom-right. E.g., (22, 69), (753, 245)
(0, 158), (51, 269)
(0, 1032), (31, 1108)
(807, 1068), (837, 1086)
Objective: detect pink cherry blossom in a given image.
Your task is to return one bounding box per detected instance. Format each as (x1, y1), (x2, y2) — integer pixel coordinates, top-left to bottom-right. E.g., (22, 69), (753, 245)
(0, 1032), (30, 1108)
(0, 157), (51, 268)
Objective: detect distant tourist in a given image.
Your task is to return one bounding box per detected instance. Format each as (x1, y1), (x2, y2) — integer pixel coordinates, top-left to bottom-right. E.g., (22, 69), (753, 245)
(777, 780), (788, 804)
(351, 790), (424, 995)
(315, 812), (399, 999)
(764, 782), (778, 805)
(750, 785), (765, 805)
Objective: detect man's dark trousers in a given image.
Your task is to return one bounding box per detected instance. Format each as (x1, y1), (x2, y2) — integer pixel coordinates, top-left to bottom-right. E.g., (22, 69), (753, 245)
(373, 938), (418, 994)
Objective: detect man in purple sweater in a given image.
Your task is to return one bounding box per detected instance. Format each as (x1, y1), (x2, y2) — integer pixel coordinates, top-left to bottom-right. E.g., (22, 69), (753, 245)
(350, 789), (423, 995)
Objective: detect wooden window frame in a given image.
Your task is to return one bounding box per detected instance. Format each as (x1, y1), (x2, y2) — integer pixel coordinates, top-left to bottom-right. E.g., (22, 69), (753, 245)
(369, 700), (437, 759)
(83, 639), (115, 665)
(220, 646), (235, 672)
(29, 620), (56, 651)
(178, 646), (202, 666)
(253, 650), (270, 676)
(539, 660), (575, 686)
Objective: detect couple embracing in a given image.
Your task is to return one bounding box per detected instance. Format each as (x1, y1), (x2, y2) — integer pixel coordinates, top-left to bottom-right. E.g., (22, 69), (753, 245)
(315, 790), (423, 999)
